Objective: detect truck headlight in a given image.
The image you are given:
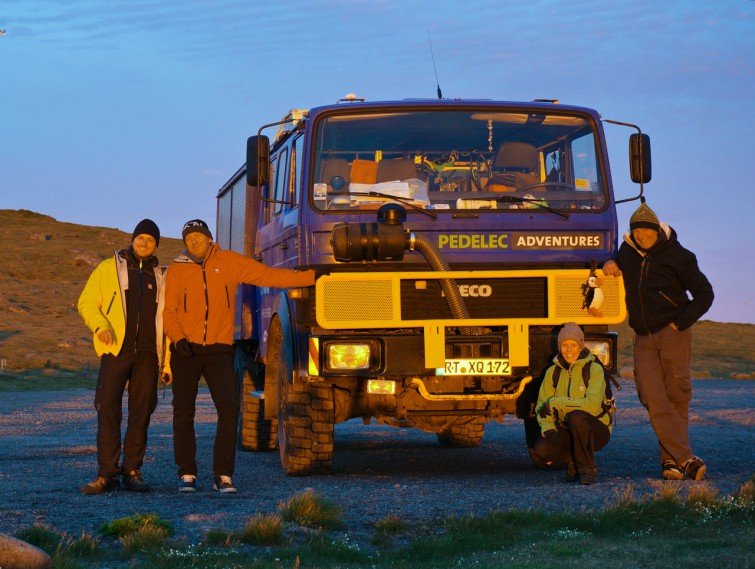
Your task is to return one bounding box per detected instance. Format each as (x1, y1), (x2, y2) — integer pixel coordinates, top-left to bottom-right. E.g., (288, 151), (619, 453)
(327, 343), (372, 370)
(584, 340), (611, 368)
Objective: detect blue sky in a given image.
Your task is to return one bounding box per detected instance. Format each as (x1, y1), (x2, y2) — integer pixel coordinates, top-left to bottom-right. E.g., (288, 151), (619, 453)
(1, 1), (753, 323)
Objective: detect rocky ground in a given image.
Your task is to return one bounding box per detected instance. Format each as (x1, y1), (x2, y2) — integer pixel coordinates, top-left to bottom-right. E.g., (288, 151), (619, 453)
(0, 380), (752, 546)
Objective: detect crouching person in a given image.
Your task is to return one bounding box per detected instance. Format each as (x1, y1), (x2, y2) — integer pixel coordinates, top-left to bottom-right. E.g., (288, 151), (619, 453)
(532, 322), (612, 485)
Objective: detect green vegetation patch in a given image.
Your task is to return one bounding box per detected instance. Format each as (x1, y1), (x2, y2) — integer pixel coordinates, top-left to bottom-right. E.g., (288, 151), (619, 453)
(0, 369), (95, 391)
(100, 513), (174, 538)
(238, 514), (284, 546)
(278, 488), (342, 530)
(12, 479), (755, 568)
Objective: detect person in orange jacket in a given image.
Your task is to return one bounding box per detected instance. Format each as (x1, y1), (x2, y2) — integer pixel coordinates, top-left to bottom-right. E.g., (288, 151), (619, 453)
(164, 219), (315, 493)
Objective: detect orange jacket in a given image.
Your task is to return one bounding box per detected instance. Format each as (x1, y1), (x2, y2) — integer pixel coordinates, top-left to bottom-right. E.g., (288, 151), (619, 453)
(164, 243), (315, 346)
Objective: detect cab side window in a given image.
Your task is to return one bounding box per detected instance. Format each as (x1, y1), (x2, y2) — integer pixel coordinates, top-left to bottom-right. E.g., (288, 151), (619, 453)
(292, 135), (303, 206)
(273, 148), (289, 215)
(263, 157), (276, 225)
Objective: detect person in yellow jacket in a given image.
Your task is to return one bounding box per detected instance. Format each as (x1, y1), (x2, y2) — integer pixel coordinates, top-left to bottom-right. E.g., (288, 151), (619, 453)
(532, 322), (613, 485)
(77, 219), (169, 495)
(164, 219), (315, 493)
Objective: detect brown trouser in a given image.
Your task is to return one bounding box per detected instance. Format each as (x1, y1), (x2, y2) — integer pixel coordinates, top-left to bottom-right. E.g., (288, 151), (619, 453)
(634, 325), (693, 466)
(532, 411), (610, 477)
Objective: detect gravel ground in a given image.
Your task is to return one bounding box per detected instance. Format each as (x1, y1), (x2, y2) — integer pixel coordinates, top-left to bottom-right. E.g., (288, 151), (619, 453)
(0, 380), (752, 545)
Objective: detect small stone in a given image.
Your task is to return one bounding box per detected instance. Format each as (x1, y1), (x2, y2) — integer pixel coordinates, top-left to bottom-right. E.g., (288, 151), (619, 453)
(0, 532), (52, 569)
(73, 253), (101, 268)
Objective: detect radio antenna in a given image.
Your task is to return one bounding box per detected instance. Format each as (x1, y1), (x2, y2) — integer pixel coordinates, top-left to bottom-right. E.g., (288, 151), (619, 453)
(427, 29), (443, 99)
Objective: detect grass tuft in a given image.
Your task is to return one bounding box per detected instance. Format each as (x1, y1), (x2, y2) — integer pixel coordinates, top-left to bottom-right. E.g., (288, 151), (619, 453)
(375, 514), (407, 534)
(239, 514), (284, 546)
(203, 528), (234, 547)
(733, 476), (755, 504)
(64, 532), (101, 557)
(15, 524), (62, 554)
(100, 513), (174, 538)
(120, 524), (170, 553)
(653, 480), (682, 502)
(687, 483), (719, 506)
(278, 488), (342, 530)
(371, 514), (408, 546)
(611, 484), (636, 508)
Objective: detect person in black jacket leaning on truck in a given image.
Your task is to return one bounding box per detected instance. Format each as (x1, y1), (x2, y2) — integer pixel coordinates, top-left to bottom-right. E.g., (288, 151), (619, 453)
(603, 203), (713, 481)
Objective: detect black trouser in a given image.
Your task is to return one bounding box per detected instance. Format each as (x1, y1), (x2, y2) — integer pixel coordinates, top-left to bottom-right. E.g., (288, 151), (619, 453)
(94, 351), (158, 478)
(170, 345), (238, 478)
(532, 410), (610, 476)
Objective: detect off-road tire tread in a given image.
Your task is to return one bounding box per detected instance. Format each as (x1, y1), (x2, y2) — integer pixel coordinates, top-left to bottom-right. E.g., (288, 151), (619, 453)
(437, 417), (485, 448)
(239, 369), (278, 451)
(280, 382), (334, 475)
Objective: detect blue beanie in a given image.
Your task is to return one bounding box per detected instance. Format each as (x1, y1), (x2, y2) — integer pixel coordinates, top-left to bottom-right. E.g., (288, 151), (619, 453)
(132, 219), (160, 246)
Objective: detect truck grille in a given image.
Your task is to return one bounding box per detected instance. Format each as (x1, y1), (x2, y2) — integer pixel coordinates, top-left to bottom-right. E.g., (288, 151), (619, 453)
(400, 278), (547, 320)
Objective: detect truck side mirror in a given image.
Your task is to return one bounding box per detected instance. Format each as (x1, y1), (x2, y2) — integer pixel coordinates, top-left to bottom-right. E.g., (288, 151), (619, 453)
(246, 135), (270, 186)
(629, 133), (651, 184)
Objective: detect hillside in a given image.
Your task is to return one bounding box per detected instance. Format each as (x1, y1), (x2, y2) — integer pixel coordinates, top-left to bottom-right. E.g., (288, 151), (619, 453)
(0, 209), (184, 372)
(0, 209), (752, 379)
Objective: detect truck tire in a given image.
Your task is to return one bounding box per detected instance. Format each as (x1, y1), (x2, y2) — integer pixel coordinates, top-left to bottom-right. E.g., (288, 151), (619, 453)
(238, 368), (278, 451)
(267, 319), (335, 476)
(437, 417), (485, 448)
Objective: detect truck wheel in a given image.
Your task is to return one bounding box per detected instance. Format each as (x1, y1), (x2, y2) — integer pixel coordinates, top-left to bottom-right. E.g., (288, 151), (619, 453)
(238, 368), (278, 451)
(437, 417), (485, 448)
(268, 320), (335, 476)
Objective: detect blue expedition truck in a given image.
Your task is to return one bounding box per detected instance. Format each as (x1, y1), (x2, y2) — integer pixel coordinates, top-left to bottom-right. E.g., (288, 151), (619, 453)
(216, 97), (651, 476)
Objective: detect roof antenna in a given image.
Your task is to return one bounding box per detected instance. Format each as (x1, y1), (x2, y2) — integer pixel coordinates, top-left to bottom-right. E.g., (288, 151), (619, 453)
(427, 29), (443, 99)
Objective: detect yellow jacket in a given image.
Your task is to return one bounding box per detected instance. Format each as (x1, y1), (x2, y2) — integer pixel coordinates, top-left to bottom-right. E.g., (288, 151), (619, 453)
(78, 251), (169, 370)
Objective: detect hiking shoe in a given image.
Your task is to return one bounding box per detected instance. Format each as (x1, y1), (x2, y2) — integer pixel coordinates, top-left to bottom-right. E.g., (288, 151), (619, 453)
(213, 475), (237, 493)
(564, 462), (578, 483)
(662, 460), (684, 480)
(122, 470), (150, 493)
(579, 472), (597, 485)
(178, 474), (197, 493)
(81, 476), (119, 495)
(682, 457), (707, 481)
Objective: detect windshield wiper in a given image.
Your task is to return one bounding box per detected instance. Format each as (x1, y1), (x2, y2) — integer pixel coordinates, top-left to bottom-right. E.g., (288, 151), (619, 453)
(493, 195), (569, 219)
(348, 191), (437, 219)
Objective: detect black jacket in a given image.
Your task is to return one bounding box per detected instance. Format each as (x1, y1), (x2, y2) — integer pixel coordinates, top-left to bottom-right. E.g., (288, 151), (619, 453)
(120, 247), (159, 354)
(615, 225), (714, 334)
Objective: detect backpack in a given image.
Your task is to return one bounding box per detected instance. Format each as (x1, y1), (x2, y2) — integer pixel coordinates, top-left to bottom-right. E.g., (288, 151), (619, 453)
(551, 358), (620, 422)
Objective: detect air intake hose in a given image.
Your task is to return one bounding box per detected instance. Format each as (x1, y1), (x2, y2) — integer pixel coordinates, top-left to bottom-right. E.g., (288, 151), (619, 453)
(410, 233), (479, 336)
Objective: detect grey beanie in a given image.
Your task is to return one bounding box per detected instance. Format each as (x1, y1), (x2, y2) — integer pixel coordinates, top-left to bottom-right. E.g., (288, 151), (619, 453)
(629, 203), (660, 231)
(182, 219), (213, 241)
(558, 322), (584, 348)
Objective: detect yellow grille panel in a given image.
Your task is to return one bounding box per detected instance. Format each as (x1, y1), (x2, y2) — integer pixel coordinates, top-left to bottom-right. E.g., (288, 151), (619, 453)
(552, 275), (623, 319)
(316, 269), (625, 329)
(322, 280), (395, 322)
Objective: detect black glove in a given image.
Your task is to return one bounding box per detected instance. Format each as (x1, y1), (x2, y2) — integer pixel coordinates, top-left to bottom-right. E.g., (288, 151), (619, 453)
(542, 429), (559, 442)
(174, 339), (194, 358)
(537, 401), (552, 418)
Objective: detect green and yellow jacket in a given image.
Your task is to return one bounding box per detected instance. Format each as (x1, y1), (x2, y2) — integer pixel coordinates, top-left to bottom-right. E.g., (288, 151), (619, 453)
(536, 350), (612, 435)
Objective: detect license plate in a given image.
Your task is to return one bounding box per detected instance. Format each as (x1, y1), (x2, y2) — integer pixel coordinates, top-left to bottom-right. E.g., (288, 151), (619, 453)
(437, 359), (511, 376)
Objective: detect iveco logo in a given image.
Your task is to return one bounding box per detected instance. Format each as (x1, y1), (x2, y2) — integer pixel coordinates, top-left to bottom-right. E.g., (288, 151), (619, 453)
(442, 284), (493, 298)
(460, 284), (492, 297)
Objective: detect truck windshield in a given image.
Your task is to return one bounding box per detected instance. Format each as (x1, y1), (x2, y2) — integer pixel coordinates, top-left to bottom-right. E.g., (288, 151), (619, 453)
(312, 109), (606, 213)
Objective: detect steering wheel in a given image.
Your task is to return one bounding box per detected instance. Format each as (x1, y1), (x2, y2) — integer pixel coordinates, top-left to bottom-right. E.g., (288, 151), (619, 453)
(469, 150), (491, 192)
